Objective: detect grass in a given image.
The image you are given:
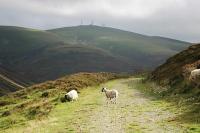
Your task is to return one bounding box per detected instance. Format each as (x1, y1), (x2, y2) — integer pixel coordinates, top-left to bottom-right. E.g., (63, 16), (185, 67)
(129, 78), (200, 132)
(47, 86), (102, 132)
(1, 76), (199, 132)
(150, 44), (200, 94)
(2, 85), (102, 133)
(127, 122), (143, 133)
(0, 72), (122, 131)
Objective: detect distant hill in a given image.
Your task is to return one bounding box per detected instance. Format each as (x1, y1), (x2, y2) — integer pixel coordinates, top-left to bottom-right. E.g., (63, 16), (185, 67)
(49, 25), (190, 69)
(0, 26), (132, 91)
(151, 43), (200, 94)
(0, 25), (191, 94)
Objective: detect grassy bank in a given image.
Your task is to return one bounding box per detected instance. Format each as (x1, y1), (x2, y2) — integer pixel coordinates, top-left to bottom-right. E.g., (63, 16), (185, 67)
(130, 78), (200, 132)
(2, 86), (102, 132)
(0, 72), (123, 131)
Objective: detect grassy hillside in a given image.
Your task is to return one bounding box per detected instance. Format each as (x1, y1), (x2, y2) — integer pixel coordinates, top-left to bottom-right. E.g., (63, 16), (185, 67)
(0, 26), (133, 94)
(0, 72), (121, 130)
(0, 66), (33, 95)
(150, 43), (200, 94)
(49, 25), (190, 69)
(0, 26), (64, 82)
(0, 74), (24, 96)
(148, 44), (200, 124)
(133, 77), (200, 131)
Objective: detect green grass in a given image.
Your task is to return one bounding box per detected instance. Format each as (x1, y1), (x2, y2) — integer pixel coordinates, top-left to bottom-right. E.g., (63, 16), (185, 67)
(2, 86), (102, 133)
(0, 72), (121, 132)
(1, 76), (199, 132)
(127, 122), (143, 133)
(129, 78), (200, 132)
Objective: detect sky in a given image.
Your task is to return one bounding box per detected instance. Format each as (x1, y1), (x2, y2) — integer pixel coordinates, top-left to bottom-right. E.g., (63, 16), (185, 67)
(0, 0), (199, 42)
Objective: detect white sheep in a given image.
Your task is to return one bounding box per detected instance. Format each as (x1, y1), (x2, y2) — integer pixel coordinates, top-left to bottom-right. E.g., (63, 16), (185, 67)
(65, 90), (78, 102)
(189, 69), (200, 86)
(101, 87), (118, 104)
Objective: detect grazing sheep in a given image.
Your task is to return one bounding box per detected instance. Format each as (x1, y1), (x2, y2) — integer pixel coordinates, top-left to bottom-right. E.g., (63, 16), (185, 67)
(189, 69), (200, 86)
(65, 90), (78, 102)
(101, 87), (118, 104)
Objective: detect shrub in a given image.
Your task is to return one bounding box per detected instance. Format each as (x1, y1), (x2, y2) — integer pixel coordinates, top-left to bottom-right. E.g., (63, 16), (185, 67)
(26, 102), (52, 120)
(1, 111), (11, 117)
(0, 100), (12, 106)
(41, 91), (49, 97)
(27, 107), (38, 119)
(26, 106), (52, 119)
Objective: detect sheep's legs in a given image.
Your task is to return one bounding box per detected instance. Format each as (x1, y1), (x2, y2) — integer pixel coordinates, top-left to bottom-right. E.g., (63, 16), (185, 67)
(106, 98), (109, 104)
(105, 98), (117, 104)
(113, 98), (117, 104)
(109, 98), (117, 104)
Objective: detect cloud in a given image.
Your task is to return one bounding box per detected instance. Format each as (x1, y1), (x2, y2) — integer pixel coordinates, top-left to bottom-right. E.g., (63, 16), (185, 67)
(0, 0), (199, 42)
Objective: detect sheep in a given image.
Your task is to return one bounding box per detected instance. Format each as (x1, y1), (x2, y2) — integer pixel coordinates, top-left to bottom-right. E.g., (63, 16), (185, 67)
(189, 69), (200, 86)
(101, 87), (118, 104)
(65, 90), (78, 102)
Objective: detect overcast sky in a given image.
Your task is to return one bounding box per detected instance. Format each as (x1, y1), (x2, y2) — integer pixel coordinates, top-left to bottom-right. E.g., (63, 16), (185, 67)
(0, 0), (199, 42)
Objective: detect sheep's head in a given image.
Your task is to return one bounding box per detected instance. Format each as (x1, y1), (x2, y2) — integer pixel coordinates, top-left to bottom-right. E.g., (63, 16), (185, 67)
(101, 87), (106, 92)
(65, 94), (72, 101)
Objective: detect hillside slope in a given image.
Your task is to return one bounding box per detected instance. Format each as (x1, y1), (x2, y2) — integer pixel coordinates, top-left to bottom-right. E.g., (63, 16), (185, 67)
(0, 74), (24, 96)
(0, 25), (190, 94)
(0, 26), (132, 92)
(0, 72), (120, 128)
(151, 43), (200, 94)
(49, 25), (190, 69)
(0, 66), (32, 96)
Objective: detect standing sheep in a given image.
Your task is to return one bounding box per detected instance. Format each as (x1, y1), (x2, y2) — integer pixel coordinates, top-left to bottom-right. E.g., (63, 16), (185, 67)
(65, 90), (78, 102)
(101, 87), (118, 104)
(189, 69), (200, 86)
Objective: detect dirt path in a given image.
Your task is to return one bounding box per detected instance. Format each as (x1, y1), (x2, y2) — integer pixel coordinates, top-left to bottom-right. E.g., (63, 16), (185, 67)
(87, 78), (186, 133)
